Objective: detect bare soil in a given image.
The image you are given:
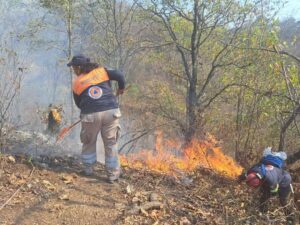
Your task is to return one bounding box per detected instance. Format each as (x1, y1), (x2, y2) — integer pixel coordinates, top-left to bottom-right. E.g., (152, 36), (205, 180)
(0, 154), (299, 225)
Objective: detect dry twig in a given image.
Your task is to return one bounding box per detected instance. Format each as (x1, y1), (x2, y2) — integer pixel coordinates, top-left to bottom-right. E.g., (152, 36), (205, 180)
(0, 167), (35, 211)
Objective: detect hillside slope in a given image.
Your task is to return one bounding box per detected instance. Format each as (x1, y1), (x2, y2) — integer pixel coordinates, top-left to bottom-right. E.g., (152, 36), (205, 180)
(0, 154), (299, 225)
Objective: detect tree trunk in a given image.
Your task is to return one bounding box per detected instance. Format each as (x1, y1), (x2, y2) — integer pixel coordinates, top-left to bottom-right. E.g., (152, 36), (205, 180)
(185, 83), (198, 143)
(235, 89), (244, 163)
(278, 131), (285, 153)
(185, 105), (196, 143)
(286, 150), (300, 164)
(278, 104), (300, 151)
(67, 0), (73, 121)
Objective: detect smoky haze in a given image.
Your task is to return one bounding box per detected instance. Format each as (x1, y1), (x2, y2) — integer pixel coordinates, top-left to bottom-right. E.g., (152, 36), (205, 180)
(0, 1), (83, 158)
(0, 0), (144, 162)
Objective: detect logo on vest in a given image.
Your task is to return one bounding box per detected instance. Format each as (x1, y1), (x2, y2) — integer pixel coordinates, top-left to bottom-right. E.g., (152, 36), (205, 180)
(88, 86), (103, 99)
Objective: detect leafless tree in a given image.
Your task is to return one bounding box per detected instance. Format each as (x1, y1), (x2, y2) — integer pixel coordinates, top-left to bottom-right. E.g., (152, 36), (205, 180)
(83, 0), (155, 71)
(272, 47), (300, 151)
(33, 0), (76, 120)
(0, 45), (25, 151)
(138, 0), (267, 142)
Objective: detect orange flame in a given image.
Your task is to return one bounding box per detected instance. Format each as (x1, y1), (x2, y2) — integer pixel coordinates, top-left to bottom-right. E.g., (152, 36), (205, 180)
(121, 132), (243, 179)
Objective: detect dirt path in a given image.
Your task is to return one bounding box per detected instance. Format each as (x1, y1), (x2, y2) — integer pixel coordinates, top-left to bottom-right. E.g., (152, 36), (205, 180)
(0, 156), (127, 225)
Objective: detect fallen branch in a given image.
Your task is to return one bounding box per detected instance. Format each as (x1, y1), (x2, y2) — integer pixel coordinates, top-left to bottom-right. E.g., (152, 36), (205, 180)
(0, 167), (35, 211)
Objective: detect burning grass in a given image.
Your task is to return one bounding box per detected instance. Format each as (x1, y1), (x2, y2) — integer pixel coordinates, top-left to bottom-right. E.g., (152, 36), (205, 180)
(121, 132), (243, 179)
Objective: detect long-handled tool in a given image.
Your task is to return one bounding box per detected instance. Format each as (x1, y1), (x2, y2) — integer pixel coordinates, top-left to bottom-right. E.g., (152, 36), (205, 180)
(56, 85), (131, 143)
(56, 119), (81, 142)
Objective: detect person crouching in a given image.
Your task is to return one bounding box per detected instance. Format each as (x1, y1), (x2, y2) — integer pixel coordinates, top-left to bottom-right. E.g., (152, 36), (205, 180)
(238, 148), (295, 224)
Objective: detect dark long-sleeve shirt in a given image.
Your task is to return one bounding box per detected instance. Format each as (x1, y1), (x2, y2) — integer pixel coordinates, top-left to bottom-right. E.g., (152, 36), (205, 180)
(72, 67), (125, 114)
(262, 165), (291, 191)
(245, 163), (292, 192)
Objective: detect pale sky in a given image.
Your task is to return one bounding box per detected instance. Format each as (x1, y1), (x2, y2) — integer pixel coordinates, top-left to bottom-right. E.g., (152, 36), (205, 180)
(278, 0), (300, 19)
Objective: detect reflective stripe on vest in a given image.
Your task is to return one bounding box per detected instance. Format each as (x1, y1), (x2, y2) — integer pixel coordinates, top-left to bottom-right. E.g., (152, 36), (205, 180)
(72, 67), (109, 95)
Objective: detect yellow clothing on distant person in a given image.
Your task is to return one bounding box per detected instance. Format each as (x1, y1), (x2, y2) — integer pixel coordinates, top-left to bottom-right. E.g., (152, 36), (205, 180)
(51, 108), (62, 124)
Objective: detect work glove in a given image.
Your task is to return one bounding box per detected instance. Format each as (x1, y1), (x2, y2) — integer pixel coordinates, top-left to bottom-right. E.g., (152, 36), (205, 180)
(237, 173), (246, 183)
(270, 184), (279, 196)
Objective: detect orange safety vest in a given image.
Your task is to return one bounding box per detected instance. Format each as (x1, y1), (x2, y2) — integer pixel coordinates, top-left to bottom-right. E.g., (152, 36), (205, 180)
(72, 67), (109, 95)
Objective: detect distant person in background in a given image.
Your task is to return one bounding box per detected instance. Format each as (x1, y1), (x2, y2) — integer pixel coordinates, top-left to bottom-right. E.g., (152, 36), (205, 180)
(47, 104), (62, 134)
(67, 54), (125, 183)
(238, 148), (295, 224)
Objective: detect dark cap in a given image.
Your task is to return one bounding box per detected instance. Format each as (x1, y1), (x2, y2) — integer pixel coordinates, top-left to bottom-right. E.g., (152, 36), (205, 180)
(67, 54), (90, 67)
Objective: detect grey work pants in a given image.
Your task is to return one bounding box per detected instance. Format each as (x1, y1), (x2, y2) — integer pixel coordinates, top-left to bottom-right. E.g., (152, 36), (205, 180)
(80, 108), (121, 175)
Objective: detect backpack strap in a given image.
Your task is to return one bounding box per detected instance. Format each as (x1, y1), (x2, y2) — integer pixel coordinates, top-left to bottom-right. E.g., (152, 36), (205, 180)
(260, 164), (266, 177)
(248, 164), (266, 179)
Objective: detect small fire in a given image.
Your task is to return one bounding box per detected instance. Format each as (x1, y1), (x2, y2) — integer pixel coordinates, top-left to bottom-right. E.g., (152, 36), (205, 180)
(121, 132), (243, 179)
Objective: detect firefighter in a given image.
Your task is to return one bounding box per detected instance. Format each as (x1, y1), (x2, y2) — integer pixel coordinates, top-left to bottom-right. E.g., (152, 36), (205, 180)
(67, 54), (125, 183)
(238, 148), (295, 224)
(47, 104), (62, 134)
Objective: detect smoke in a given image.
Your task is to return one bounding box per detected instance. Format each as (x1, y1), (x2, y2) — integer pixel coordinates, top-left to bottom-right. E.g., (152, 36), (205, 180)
(1, 1), (158, 161)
